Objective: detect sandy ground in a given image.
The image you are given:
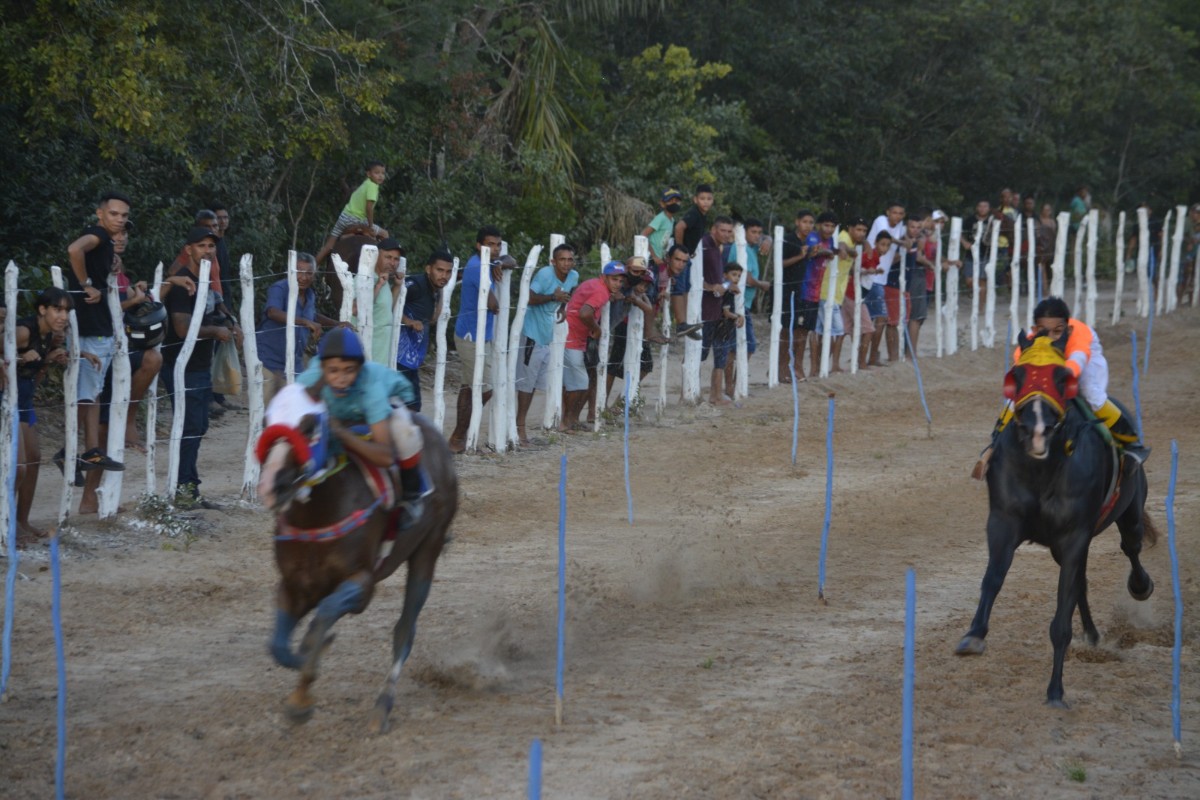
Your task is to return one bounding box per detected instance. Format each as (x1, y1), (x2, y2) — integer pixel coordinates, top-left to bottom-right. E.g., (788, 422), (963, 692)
(1, 293), (1198, 799)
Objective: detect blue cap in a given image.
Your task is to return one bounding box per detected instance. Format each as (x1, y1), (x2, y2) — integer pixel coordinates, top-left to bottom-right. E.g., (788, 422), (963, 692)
(318, 327), (365, 362)
(602, 260), (626, 276)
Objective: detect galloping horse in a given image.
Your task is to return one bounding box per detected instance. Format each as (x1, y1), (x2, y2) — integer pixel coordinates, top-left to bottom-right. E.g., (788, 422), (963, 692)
(956, 334), (1156, 707)
(257, 384), (457, 732)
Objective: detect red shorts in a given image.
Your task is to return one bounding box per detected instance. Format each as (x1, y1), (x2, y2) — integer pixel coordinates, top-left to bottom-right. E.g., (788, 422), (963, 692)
(841, 297), (875, 334)
(884, 286), (911, 327)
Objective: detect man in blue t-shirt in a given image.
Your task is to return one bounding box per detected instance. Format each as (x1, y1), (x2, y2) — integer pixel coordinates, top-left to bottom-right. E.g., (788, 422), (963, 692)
(397, 249), (455, 412)
(256, 252), (342, 405)
(449, 225), (516, 452)
(514, 243), (579, 445)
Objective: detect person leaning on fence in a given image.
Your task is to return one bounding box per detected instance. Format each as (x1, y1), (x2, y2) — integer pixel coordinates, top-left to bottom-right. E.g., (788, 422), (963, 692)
(256, 252), (342, 407)
(448, 226), (517, 453)
(731, 218), (772, 364)
(562, 261), (625, 432)
(298, 327), (431, 529)
(664, 244), (704, 341)
(674, 184), (714, 256)
(160, 226), (241, 508)
(357, 237), (404, 365)
(779, 209), (815, 381)
(81, 221), (166, 514)
(514, 242), (579, 445)
(60, 190), (132, 484)
(603, 255), (662, 409)
(315, 160), (390, 267)
(396, 249), (455, 413)
(973, 296), (1149, 480)
(15, 288), (100, 542)
(708, 261), (745, 406)
(837, 217), (873, 371)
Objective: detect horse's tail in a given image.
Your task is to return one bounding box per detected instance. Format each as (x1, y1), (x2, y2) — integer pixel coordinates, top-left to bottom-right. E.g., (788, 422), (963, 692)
(1143, 513), (1160, 548)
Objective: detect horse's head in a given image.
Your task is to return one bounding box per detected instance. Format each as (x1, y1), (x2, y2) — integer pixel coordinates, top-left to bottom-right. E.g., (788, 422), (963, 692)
(257, 383), (327, 513)
(1004, 334), (1078, 459)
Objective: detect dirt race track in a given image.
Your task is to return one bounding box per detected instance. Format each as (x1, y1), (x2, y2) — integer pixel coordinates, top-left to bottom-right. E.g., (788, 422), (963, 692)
(2, 303), (1198, 799)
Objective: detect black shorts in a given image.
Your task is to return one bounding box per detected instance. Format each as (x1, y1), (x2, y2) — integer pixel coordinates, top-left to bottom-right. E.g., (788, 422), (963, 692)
(99, 350), (147, 425)
(608, 322), (653, 376)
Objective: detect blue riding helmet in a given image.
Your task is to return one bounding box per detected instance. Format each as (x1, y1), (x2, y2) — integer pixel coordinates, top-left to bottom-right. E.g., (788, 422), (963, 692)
(318, 327), (365, 363)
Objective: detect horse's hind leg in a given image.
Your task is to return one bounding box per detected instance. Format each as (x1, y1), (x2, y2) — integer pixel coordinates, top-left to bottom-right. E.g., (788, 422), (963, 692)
(285, 573), (373, 723)
(1117, 492), (1154, 601)
(1075, 556), (1100, 647)
(370, 536), (445, 734)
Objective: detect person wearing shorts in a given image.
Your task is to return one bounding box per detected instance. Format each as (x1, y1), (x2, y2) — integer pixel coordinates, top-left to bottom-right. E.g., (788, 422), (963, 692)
(562, 263), (624, 430)
(515, 243), (579, 444)
(707, 263), (744, 405)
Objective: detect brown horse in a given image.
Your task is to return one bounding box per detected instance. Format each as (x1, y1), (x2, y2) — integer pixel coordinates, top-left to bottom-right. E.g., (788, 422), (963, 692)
(257, 393), (457, 732)
(323, 223), (387, 316)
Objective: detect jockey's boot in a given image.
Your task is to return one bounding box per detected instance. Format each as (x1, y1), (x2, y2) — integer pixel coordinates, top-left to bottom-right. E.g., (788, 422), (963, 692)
(972, 403), (1014, 480)
(1095, 399), (1150, 464)
(398, 459), (433, 530)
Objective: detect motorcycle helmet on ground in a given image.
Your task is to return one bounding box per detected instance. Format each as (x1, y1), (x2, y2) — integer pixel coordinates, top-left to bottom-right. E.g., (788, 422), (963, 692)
(124, 300), (168, 351)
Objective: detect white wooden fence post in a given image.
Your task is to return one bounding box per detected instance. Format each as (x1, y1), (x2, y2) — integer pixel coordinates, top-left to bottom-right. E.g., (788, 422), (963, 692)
(508, 244), (544, 444)
(1051, 212), (1070, 299)
(944, 217), (961, 356)
(1009, 217), (1022, 344)
(355, 245), (378, 359)
(682, 239), (703, 404)
(851, 246), (864, 370)
(239, 255), (263, 500)
(50, 266), (80, 527)
(284, 250), (298, 384)
(388, 256), (408, 369)
(820, 260), (838, 375)
(1, 263), (18, 551)
(432, 258), (460, 433)
(1025, 218), (1035, 331)
(731, 227), (749, 399)
(594, 243), (612, 431)
(1167, 205), (1186, 314)
(1156, 212), (1171, 316)
(543, 234), (567, 430)
(1085, 210), (1099, 327)
(625, 236), (649, 406)
(769, 226), (783, 387)
(466, 246), (491, 452)
(329, 253), (356, 325)
(969, 221), (981, 351)
(144, 262), (164, 497)
(1072, 214), (1086, 317)
(489, 242), (512, 451)
(1112, 211), (1127, 325)
(97, 273), (130, 518)
(898, 244), (909, 361)
(1136, 207), (1150, 318)
(655, 249), (673, 416)
(166, 261), (211, 502)
(983, 221), (998, 349)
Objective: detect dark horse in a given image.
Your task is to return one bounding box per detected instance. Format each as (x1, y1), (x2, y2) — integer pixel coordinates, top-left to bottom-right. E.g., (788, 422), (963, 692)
(956, 334), (1156, 708)
(256, 390), (457, 732)
(323, 222), (388, 316)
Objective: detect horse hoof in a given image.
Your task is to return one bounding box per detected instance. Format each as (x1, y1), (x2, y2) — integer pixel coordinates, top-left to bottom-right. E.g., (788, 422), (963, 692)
(367, 706), (391, 736)
(284, 702), (315, 724)
(1128, 574), (1154, 602)
(1045, 697), (1070, 710)
(955, 636), (986, 656)
(1083, 630), (1100, 647)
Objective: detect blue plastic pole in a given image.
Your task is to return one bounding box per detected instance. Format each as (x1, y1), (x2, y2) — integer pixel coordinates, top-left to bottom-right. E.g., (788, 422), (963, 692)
(528, 738), (543, 800)
(623, 374), (633, 525)
(2, 410), (19, 699)
(789, 294), (799, 465)
(902, 568), (916, 800)
(1130, 331), (1144, 438)
(51, 535), (66, 800)
(903, 329), (933, 426)
(555, 455), (567, 726)
(1144, 247), (1156, 374)
(1167, 441), (1183, 750)
(818, 395), (835, 601)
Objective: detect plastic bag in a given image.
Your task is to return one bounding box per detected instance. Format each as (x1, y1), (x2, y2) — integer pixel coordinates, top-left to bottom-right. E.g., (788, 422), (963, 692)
(211, 340), (243, 396)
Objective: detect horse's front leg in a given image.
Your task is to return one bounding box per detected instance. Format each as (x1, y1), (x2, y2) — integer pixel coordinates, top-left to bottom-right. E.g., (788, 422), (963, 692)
(370, 536), (445, 734)
(957, 512), (1019, 656)
(269, 583), (310, 670)
(1046, 535), (1088, 708)
(285, 572), (374, 723)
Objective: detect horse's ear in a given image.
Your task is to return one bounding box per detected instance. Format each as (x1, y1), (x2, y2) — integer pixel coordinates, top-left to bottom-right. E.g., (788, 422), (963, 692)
(1017, 330), (1033, 352)
(1004, 366), (1024, 401)
(1052, 325), (1071, 354)
(1056, 367), (1079, 401)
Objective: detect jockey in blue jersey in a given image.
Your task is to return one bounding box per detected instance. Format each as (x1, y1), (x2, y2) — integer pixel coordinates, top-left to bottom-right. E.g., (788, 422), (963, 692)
(297, 327), (431, 527)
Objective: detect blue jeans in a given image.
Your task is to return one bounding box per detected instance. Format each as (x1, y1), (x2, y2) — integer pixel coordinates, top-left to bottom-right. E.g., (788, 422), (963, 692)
(161, 369), (212, 495)
(399, 365), (422, 412)
(745, 313), (757, 355)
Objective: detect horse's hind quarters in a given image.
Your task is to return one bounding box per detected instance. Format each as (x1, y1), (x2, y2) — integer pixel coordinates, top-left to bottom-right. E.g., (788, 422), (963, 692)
(955, 636), (986, 656)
